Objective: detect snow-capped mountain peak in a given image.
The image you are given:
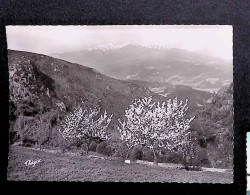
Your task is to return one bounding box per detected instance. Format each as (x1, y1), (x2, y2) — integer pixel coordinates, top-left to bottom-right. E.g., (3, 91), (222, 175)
(87, 43), (129, 51)
(86, 43), (165, 52)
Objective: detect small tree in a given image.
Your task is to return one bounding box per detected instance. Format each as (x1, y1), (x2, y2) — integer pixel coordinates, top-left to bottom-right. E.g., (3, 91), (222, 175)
(118, 97), (195, 166)
(59, 106), (112, 155)
(33, 110), (55, 149)
(179, 140), (199, 169)
(14, 113), (31, 146)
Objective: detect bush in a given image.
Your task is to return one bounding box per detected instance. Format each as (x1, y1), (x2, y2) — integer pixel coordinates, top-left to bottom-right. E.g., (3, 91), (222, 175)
(131, 145), (143, 161)
(89, 141), (98, 152)
(9, 131), (19, 144)
(58, 133), (71, 153)
(106, 137), (120, 156)
(22, 137), (36, 147)
(47, 128), (60, 148)
(192, 148), (211, 167)
(181, 166), (202, 171)
(59, 141), (67, 153)
(96, 142), (107, 154)
(142, 147), (154, 162)
(96, 141), (114, 156)
(105, 145), (114, 156)
(164, 153), (182, 164)
(113, 142), (129, 159)
(108, 132), (120, 142)
(70, 139), (82, 149)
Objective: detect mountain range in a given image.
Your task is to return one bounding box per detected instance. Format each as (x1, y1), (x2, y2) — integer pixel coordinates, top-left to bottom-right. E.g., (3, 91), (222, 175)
(51, 44), (233, 93)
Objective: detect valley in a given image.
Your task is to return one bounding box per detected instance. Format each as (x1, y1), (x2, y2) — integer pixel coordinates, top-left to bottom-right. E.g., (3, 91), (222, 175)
(51, 44), (232, 93)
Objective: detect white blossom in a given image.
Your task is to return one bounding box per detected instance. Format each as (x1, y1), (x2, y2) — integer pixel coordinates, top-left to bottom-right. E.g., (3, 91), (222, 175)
(118, 97), (195, 162)
(59, 106), (113, 142)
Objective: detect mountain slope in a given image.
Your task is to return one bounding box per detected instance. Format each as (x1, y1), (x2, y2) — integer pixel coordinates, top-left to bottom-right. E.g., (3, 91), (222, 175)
(191, 84), (233, 169)
(8, 50), (166, 127)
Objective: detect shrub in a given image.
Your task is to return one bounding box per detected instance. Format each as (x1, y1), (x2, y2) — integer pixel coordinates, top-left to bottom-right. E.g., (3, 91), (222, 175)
(9, 131), (19, 144)
(96, 141), (114, 156)
(108, 132), (120, 142)
(96, 142), (107, 154)
(104, 145), (114, 156)
(70, 139), (82, 149)
(58, 133), (71, 153)
(181, 166), (202, 171)
(113, 142), (129, 159)
(142, 147), (154, 162)
(163, 153), (182, 164)
(59, 141), (67, 153)
(192, 148), (211, 167)
(105, 137), (120, 156)
(198, 137), (207, 148)
(48, 128), (60, 148)
(131, 145), (143, 161)
(89, 141), (98, 152)
(22, 137), (36, 147)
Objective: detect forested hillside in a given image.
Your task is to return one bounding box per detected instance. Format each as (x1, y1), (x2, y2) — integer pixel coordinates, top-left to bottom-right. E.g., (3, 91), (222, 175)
(191, 83), (233, 168)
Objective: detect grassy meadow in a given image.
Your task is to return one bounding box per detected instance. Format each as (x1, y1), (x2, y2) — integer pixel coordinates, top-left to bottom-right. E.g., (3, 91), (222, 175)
(7, 145), (233, 183)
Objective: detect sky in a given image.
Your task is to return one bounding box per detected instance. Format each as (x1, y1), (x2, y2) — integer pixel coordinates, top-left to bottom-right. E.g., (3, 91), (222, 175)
(6, 25), (233, 60)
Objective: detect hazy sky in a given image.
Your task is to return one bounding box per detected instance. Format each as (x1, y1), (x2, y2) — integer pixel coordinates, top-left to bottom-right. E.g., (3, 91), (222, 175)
(6, 25), (233, 60)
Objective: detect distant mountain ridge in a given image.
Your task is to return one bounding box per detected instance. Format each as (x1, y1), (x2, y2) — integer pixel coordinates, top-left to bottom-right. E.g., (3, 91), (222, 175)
(128, 80), (212, 113)
(50, 44), (233, 93)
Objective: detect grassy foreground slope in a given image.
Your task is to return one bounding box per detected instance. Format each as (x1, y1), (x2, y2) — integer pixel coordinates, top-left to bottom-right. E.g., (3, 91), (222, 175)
(7, 146), (233, 183)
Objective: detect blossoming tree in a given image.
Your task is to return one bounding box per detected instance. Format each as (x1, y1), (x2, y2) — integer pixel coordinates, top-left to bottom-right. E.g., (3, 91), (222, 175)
(59, 106), (113, 155)
(118, 97), (195, 166)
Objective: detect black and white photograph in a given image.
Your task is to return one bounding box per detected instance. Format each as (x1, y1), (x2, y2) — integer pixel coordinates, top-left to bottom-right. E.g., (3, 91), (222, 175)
(6, 25), (233, 183)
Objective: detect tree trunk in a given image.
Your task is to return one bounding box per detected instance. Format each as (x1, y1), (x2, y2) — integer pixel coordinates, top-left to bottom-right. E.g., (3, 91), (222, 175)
(154, 156), (158, 166)
(152, 148), (158, 166)
(184, 153), (189, 170)
(85, 144), (89, 156)
(125, 148), (133, 164)
(20, 133), (24, 146)
(82, 139), (90, 156)
(61, 145), (65, 154)
(21, 138), (24, 147)
(126, 148), (130, 159)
